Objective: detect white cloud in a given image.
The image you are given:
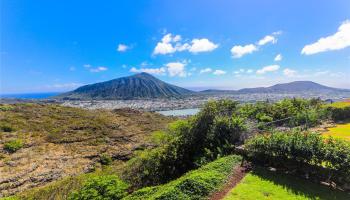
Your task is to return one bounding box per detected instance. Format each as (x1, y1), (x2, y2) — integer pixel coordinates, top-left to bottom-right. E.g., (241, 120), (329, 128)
(314, 70), (329, 76)
(130, 67), (166, 75)
(69, 66), (76, 71)
(246, 69), (253, 73)
(256, 65), (280, 74)
(213, 69), (226, 75)
(153, 41), (176, 55)
(230, 31), (281, 59)
(283, 68), (297, 77)
(166, 62), (187, 77)
(45, 83), (82, 89)
(200, 68), (212, 74)
(231, 44), (257, 58)
(301, 20), (350, 55)
(258, 35), (277, 46)
(274, 54), (282, 61)
(83, 64), (91, 68)
(117, 44), (130, 52)
(188, 38), (218, 53)
(153, 33), (218, 55)
(90, 66), (108, 72)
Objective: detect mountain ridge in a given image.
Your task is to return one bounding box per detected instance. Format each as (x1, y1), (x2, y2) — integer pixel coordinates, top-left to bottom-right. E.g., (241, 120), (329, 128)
(56, 73), (349, 100)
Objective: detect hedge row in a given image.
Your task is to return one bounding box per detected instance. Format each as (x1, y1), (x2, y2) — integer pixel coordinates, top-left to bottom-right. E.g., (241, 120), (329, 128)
(124, 155), (242, 200)
(245, 131), (350, 190)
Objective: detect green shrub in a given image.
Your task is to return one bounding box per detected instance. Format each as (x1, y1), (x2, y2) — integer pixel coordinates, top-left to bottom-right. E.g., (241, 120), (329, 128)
(69, 175), (129, 200)
(326, 106), (350, 121)
(124, 155), (242, 200)
(4, 139), (23, 153)
(123, 100), (246, 188)
(100, 153), (112, 165)
(245, 130), (350, 187)
(238, 98), (325, 128)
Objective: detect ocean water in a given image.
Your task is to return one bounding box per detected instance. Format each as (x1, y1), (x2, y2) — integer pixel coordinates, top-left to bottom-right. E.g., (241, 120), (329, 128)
(0, 92), (61, 99)
(157, 108), (200, 116)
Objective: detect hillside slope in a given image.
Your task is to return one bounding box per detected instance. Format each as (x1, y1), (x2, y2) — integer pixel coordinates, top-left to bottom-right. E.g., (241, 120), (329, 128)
(0, 104), (173, 197)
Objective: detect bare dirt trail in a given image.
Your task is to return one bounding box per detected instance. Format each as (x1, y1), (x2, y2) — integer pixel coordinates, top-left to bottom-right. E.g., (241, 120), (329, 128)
(209, 165), (248, 200)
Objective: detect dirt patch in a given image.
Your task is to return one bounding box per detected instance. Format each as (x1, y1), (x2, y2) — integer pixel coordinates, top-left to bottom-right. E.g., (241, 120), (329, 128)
(209, 165), (249, 200)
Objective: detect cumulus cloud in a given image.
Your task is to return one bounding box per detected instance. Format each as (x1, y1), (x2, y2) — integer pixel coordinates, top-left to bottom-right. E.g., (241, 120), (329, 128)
(188, 39), (218, 53)
(200, 68), (212, 74)
(153, 33), (218, 55)
(117, 44), (130, 52)
(283, 68), (297, 77)
(301, 20), (350, 55)
(90, 66), (108, 72)
(258, 35), (277, 46)
(230, 31), (281, 58)
(256, 65), (280, 74)
(213, 69), (226, 75)
(231, 44), (258, 58)
(274, 54), (282, 61)
(166, 62), (187, 77)
(130, 67), (166, 75)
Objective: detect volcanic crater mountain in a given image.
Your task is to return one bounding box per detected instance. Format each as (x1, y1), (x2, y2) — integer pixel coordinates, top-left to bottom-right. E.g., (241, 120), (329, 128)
(57, 72), (194, 100)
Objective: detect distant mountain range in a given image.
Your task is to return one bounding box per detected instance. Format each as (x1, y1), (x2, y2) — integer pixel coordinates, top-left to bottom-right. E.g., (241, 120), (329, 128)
(56, 73), (349, 100)
(237, 81), (349, 94)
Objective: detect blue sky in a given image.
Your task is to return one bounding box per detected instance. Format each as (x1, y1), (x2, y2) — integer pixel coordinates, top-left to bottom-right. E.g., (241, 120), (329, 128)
(1, 0), (350, 93)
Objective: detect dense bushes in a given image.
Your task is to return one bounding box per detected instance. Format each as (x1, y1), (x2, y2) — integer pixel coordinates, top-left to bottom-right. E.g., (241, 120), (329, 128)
(69, 175), (129, 200)
(124, 155), (242, 200)
(3, 139), (23, 153)
(245, 131), (350, 189)
(325, 106), (350, 122)
(238, 98), (325, 128)
(123, 100), (246, 188)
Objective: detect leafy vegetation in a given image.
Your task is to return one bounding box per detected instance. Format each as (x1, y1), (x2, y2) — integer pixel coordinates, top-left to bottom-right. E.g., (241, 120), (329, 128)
(124, 155), (242, 200)
(245, 130), (350, 188)
(224, 167), (350, 200)
(69, 175), (129, 200)
(122, 100), (246, 188)
(3, 139), (23, 153)
(238, 98), (325, 128)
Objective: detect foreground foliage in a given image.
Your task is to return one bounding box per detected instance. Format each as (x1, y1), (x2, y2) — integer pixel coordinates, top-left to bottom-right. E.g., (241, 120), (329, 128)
(123, 100), (246, 188)
(124, 155), (242, 200)
(245, 130), (350, 189)
(224, 167), (349, 200)
(69, 175), (129, 200)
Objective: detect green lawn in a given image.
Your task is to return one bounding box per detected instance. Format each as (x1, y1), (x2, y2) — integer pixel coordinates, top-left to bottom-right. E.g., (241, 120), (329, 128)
(323, 123), (350, 141)
(324, 101), (350, 108)
(224, 168), (349, 200)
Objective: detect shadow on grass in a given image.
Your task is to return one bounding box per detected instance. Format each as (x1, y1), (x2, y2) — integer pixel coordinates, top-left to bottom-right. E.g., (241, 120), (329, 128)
(251, 167), (350, 200)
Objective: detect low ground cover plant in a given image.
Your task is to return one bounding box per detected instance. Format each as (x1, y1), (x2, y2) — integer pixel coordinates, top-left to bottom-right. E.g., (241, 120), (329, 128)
(3, 139), (23, 153)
